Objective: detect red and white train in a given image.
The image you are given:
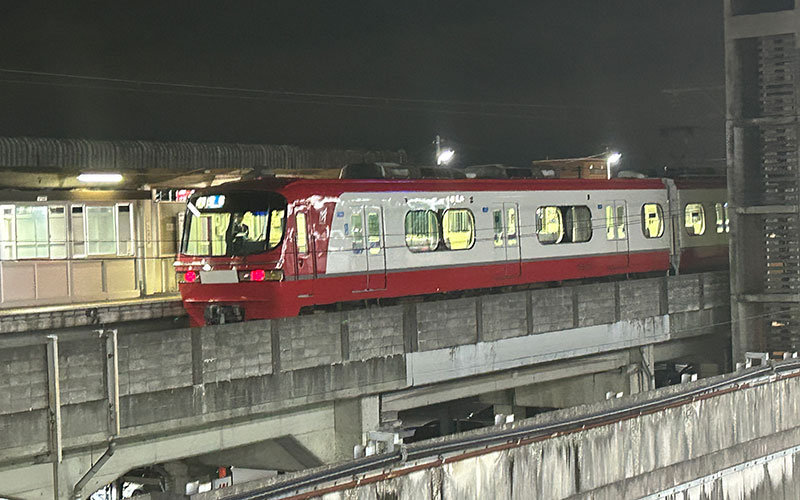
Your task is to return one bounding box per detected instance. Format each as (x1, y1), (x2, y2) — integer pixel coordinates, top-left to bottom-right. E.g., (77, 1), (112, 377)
(175, 177), (728, 326)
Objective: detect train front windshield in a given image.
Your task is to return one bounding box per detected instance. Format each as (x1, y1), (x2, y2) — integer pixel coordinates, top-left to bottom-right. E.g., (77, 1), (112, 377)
(182, 192), (287, 257)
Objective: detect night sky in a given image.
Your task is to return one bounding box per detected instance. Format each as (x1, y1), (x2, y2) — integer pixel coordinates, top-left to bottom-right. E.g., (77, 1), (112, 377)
(0, 2), (725, 172)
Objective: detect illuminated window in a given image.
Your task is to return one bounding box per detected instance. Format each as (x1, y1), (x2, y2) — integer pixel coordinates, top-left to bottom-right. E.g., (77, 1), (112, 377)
(442, 209), (475, 250)
(268, 209), (285, 249)
(367, 211), (382, 255)
(606, 206), (615, 240)
(116, 204), (134, 256)
(506, 207), (518, 247)
(48, 206), (67, 259)
(616, 205), (626, 239)
(86, 206), (116, 255)
(351, 212), (363, 252)
(405, 210), (439, 252)
(296, 212), (308, 254)
(16, 205), (49, 259)
(71, 206), (86, 257)
(714, 203), (727, 234)
(492, 209), (503, 247)
(536, 206), (563, 245)
(1, 205), (15, 260)
(685, 203), (706, 236)
(564, 206), (592, 243)
(642, 204), (664, 238)
(724, 203), (730, 233)
(185, 212), (230, 256)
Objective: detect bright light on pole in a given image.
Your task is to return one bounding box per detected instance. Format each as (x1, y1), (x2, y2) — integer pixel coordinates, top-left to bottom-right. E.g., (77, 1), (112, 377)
(437, 149), (455, 166)
(606, 152), (622, 179)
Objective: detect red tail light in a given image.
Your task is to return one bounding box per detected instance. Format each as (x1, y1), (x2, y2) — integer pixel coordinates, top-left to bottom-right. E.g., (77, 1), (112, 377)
(250, 269), (266, 281)
(184, 270), (197, 283)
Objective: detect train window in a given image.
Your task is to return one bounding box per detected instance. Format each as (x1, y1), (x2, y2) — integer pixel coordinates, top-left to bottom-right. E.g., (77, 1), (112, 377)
(642, 204), (664, 238)
(605, 206), (614, 240)
(616, 205), (626, 239)
(536, 206), (563, 245)
(443, 209), (475, 250)
(268, 209), (285, 249)
(71, 206), (86, 257)
(724, 203), (730, 233)
(685, 203), (706, 236)
(405, 210), (439, 252)
(185, 212), (229, 256)
(296, 213), (308, 254)
(714, 203), (730, 234)
(1, 205), (15, 259)
(506, 207), (518, 247)
(86, 206), (117, 255)
(350, 212), (364, 252)
(492, 210), (503, 247)
(117, 204), (134, 256)
(48, 207), (67, 259)
(367, 211), (382, 255)
(16, 206), (49, 259)
(564, 206), (593, 243)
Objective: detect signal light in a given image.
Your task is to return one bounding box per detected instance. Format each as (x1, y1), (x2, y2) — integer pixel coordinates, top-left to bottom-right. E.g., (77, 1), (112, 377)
(184, 270), (197, 283)
(250, 269), (266, 281)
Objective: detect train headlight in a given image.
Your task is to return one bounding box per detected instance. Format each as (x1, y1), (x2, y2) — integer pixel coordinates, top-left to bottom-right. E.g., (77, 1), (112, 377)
(238, 269), (283, 282)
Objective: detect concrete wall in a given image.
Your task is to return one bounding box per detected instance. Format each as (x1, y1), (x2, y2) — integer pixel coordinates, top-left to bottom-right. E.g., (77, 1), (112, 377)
(213, 369), (800, 500)
(0, 272), (730, 500)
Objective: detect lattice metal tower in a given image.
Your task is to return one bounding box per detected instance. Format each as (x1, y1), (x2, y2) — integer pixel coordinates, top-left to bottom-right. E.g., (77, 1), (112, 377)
(725, 0), (800, 359)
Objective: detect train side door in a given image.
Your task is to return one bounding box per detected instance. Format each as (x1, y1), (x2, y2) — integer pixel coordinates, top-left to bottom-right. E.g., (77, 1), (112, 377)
(605, 200), (630, 269)
(293, 205), (314, 298)
(347, 205), (387, 291)
(493, 203), (522, 278)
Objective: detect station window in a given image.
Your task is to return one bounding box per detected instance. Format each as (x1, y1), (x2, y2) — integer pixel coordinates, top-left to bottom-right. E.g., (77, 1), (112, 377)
(685, 203), (706, 236)
(117, 204), (134, 256)
(16, 206), (49, 259)
(87, 206), (117, 255)
(642, 203), (664, 239)
(442, 209), (475, 250)
(404, 210), (439, 252)
(536, 206), (563, 245)
(0, 205), (14, 259)
(71, 206), (87, 257)
(48, 206), (67, 259)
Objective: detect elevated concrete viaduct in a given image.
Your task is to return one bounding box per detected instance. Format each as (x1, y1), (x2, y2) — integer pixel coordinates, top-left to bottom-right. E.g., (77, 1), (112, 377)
(0, 272), (730, 499)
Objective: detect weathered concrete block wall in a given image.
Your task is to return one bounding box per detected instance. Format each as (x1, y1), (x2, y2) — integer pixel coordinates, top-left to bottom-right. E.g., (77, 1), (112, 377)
(0, 272), (730, 477)
(417, 297), (477, 351)
(266, 371), (800, 500)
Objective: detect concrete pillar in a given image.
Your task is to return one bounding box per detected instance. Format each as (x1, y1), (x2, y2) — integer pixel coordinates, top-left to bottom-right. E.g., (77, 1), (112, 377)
(162, 461), (190, 495)
(333, 396), (379, 461)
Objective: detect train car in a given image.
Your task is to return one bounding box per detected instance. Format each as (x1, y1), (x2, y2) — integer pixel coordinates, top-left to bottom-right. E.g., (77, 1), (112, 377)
(175, 177), (728, 326)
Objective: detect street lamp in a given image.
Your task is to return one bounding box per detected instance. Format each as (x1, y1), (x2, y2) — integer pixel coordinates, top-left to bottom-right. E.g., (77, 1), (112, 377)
(437, 149), (455, 166)
(606, 152), (622, 179)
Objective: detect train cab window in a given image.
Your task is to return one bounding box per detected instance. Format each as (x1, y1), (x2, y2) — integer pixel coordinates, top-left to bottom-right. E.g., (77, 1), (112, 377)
(492, 209), (503, 247)
(642, 203), (664, 238)
(48, 207), (67, 259)
(405, 210), (439, 252)
(715, 203), (730, 234)
(443, 209), (475, 250)
(506, 207), (518, 247)
(1, 205), (15, 259)
(16, 206), (49, 259)
(268, 209), (285, 249)
(296, 213), (308, 254)
(536, 206), (563, 245)
(685, 203), (706, 236)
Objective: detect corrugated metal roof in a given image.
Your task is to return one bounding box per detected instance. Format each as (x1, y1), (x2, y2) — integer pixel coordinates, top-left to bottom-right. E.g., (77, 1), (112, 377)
(0, 137), (405, 171)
